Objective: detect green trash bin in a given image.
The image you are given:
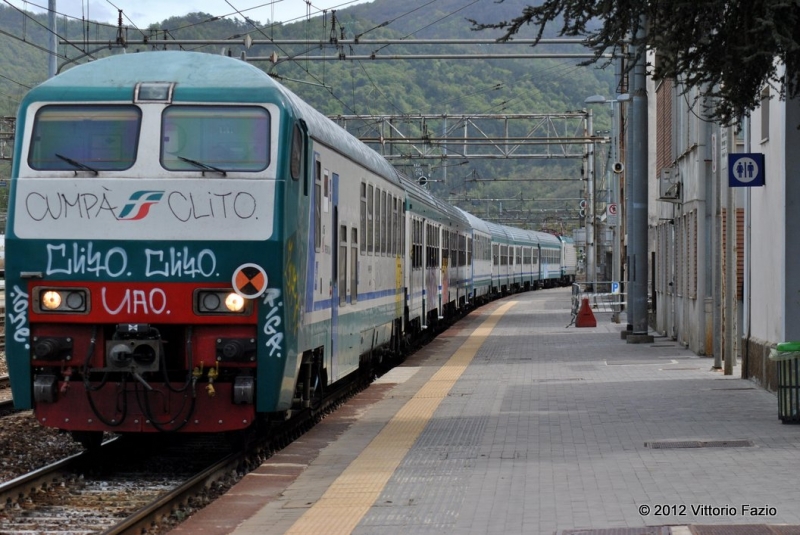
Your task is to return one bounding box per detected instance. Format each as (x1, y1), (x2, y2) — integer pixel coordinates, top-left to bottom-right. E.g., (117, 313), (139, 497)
(771, 342), (800, 423)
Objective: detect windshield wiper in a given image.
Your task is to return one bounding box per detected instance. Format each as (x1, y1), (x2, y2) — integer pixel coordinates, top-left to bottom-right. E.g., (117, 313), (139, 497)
(55, 153), (99, 176)
(178, 156), (227, 177)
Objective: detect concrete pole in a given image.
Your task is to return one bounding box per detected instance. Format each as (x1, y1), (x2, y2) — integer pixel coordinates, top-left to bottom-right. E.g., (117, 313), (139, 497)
(48, 0), (57, 78)
(627, 14), (653, 343)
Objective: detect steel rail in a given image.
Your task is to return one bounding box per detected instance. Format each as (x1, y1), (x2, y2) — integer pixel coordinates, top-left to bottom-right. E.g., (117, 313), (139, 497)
(101, 450), (245, 535)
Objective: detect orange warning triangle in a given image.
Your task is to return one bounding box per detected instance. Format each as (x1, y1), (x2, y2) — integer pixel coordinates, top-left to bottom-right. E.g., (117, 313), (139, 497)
(575, 297), (597, 328)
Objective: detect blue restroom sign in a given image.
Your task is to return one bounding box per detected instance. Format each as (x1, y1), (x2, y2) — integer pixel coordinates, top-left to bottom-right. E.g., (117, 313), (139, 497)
(728, 153), (765, 187)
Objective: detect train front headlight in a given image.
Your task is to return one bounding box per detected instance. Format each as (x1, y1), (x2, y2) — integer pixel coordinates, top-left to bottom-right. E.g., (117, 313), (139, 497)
(41, 291), (62, 310)
(202, 292), (221, 311)
(34, 288), (90, 314)
(225, 293), (246, 313)
(195, 289), (252, 315)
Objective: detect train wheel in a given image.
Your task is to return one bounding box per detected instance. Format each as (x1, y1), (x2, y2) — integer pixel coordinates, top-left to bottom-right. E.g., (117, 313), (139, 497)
(71, 430), (104, 450)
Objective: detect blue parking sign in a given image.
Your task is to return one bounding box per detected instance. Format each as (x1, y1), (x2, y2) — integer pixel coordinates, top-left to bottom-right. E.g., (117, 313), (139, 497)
(729, 153), (765, 187)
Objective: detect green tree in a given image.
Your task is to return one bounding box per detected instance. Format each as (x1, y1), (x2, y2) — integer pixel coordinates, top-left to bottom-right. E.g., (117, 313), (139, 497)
(470, 0), (800, 125)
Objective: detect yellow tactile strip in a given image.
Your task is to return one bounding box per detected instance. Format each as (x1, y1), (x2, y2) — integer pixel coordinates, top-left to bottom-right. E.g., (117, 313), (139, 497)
(285, 301), (517, 535)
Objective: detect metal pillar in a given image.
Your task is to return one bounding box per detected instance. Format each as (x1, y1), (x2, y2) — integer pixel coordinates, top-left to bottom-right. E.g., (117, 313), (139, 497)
(611, 99), (621, 322)
(586, 109), (595, 289)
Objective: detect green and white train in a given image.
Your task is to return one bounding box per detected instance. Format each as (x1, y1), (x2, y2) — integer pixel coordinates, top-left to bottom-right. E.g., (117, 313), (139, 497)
(5, 51), (574, 446)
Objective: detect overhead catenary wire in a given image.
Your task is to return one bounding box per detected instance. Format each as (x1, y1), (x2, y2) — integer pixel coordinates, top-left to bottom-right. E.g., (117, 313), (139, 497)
(224, 0), (358, 115)
(2, 0), (99, 61)
(103, 0), (147, 38)
(7, 0), (116, 27)
(370, 0), (481, 56)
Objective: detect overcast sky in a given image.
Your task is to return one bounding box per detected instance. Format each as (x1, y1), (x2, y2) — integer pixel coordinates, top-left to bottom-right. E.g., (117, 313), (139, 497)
(15, 0), (372, 28)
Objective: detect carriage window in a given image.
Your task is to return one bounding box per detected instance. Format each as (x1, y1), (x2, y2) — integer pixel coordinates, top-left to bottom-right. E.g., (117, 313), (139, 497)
(161, 106), (269, 172)
(314, 160), (322, 251)
(375, 188), (382, 255)
(360, 183), (367, 254)
(351, 228), (358, 304)
(290, 123), (303, 180)
(368, 185), (374, 254)
(393, 197), (400, 256)
(339, 225), (347, 306)
(412, 220), (423, 269)
(381, 191), (388, 255)
(29, 105), (141, 171)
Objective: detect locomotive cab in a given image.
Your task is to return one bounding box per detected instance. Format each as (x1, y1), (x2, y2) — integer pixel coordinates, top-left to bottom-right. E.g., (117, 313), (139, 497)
(7, 53), (296, 441)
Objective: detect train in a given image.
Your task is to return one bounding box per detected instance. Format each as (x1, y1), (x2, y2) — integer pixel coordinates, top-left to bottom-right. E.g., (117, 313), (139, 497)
(5, 51), (576, 447)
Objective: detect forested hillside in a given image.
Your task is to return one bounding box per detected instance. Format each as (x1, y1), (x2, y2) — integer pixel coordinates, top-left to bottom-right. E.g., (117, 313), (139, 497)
(0, 0), (615, 232)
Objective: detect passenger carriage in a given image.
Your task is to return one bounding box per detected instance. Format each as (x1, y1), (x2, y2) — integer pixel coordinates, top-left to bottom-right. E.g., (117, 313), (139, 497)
(537, 231), (564, 288)
(401, 177), (469, 331)
(456, 208), (492, 304)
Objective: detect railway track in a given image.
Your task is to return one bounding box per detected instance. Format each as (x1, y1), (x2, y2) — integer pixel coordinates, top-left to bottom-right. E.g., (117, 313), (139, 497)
(0, 434), (241, 534)
(0, 356), (371, 534)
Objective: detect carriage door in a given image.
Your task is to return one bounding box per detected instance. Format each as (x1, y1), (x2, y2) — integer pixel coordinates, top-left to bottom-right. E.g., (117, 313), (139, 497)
(330, 173), (340, 380)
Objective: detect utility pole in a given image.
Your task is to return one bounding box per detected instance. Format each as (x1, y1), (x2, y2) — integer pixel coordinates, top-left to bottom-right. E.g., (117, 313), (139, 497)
(724, 117), (745, 375)
(48, 0), (57, 78)
(627, 13), (654, 343)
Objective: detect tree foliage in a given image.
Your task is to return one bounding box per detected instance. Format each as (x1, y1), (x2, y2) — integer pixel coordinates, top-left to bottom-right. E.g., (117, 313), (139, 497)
(470, 0), (800, 125)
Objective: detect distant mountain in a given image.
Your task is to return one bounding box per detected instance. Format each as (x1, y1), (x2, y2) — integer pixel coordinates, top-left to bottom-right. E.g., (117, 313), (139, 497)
(0, 0), (615, 231)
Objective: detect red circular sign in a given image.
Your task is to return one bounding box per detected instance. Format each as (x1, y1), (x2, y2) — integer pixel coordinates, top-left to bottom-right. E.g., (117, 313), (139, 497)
(232, 263), (268, 298)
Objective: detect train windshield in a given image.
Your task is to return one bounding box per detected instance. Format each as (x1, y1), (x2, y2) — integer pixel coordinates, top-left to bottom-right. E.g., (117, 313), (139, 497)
(28, 105), (141, 171)
(161, 106), (270, 173)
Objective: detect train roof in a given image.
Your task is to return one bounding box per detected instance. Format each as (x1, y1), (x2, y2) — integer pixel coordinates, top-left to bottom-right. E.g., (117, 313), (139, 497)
(538, 231), (563, 246)
(484, 221), (511, 241)
(400, 175), (469, 229)
(503, 225), (539, 246)
(455, 208), (491, 235)
(20, 51), (402, 185)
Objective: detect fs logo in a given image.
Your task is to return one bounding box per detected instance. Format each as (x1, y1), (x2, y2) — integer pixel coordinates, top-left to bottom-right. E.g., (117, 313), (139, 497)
(117, 190), (165, 220)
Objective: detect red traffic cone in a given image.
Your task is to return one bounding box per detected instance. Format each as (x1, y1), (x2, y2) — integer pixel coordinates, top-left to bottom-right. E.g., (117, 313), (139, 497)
(575, 297), (597, 328)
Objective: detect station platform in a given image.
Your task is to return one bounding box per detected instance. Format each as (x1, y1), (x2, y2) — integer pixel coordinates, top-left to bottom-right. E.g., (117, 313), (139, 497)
(170, 287), (800, 535)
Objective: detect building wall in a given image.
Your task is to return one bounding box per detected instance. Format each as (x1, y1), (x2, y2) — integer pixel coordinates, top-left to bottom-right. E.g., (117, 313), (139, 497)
(651, 80), (710, 356)
(648, 63), (800, 389)
(742, 83), (786, 388)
